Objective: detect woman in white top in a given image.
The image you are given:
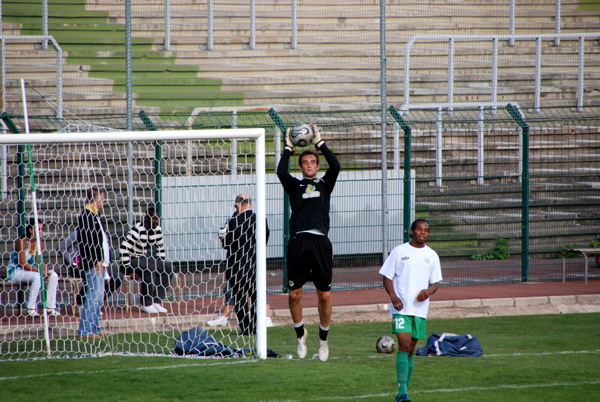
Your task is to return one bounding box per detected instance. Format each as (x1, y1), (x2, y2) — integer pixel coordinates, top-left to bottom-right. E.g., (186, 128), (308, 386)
(7, 219), (60, 317)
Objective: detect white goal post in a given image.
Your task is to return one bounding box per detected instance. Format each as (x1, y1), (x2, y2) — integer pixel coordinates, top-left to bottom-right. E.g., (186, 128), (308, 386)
(0, 128), (269, 360)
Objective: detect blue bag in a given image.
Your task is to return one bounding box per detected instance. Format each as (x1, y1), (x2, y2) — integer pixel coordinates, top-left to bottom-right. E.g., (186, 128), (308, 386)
(416, 333), (483, 357)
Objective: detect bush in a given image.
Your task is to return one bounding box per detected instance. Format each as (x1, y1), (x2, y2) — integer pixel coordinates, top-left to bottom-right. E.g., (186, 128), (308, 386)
(471, 236), (511, 260)
(555, 243), (582, 259)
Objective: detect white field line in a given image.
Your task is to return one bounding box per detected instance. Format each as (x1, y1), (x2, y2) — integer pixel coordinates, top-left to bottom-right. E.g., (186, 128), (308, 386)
(265, 380), (600, 402)
(0, 358), (254, 381)
(0, 349), (598, 384)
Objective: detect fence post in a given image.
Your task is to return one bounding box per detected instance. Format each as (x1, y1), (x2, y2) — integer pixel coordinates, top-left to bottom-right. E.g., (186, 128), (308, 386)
(436, 107), (443, 187)
(388, 106), (412, 244)
(288, 0), (297, 49)
(267, 108), (289, 292)
(207, 0), (213, 50)
(477, 106), (484, 185)
(577, 36), (584, 112)
(509, 0), (515, 46)
(534, 37), (541, 113)
(506, 104), (529, 282)
(492, 38), (498, 112)
(447, 38), (454, 110)
(1, 115), (26, 236)
(249, 0), (256, 50)
(555, 0), (561, 47)
(231, 110), (238, 175)
(380, 0), (388, 259)
(42, 0), (48, 50)
(164, 0), (171, 51)
(139, 111), (162, 217)
(1, 38), (5, 113)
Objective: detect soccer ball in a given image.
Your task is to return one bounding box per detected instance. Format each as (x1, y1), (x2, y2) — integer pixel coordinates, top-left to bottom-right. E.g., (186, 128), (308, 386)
(289, 123), (314, 147)
(376, 335), (396, 354)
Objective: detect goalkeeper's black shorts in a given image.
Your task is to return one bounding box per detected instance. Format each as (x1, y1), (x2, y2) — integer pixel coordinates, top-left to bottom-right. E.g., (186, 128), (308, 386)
(286, 233), (332, 292)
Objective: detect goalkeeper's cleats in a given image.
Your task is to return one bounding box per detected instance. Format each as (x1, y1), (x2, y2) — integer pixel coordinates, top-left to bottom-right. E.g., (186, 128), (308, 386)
(395, 393), (411, 402)
(318, 339), (329, 362)
(27, 309), (40, 318)
(46, 308), (61, 317)
(140, 305), (159, 314)
(297, 328), (308, 359)
(153, 303), (168, 313)
(207, 315), (229, 326)
(265, 317), (274, 327)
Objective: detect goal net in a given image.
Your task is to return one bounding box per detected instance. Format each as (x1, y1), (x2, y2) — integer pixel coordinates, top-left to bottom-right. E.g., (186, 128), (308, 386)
(0, 128), (268, 360)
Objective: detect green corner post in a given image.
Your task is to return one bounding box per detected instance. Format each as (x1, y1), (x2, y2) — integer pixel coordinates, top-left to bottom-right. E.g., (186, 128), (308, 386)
(139, 111), (162, 219)
(267, 108), (289, 293)
(506, 104), (529, 282)
(388, 106), (412, 244)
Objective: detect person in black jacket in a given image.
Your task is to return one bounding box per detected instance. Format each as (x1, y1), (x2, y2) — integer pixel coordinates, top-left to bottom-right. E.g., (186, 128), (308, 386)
(77, 187), (109, 338)
(276, 123), (340, 362)
(219, 194), (269, 336)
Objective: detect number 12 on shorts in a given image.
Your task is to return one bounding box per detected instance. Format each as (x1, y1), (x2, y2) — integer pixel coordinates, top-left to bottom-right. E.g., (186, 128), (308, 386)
(393, 316), (405, 331)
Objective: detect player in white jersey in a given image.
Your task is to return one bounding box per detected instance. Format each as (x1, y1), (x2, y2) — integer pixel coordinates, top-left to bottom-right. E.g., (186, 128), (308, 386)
(379, 219), (442, 402)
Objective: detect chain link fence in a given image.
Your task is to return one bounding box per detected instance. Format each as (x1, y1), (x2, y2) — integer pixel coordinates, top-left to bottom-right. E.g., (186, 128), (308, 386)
(2, 105), (600, 293)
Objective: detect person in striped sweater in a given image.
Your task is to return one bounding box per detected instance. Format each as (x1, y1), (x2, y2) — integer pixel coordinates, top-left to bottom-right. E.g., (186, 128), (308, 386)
(120, 207), (173, 314)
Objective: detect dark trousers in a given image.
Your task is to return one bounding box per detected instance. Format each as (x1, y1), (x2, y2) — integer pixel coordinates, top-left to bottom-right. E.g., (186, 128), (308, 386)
(123, 257), (173, 307)
(231, 276), (256, 336)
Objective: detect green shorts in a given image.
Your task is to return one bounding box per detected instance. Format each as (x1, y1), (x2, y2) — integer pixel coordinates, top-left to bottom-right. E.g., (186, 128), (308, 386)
(392, 314), (427, 339)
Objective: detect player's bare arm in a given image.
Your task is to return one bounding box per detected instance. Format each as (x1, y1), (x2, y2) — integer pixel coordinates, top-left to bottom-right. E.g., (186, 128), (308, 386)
(383, 276), (403, 311)
(416, 282), (439, 302)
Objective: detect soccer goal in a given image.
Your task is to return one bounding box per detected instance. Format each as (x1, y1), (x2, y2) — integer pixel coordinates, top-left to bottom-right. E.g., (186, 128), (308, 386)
(0, 128), (269, 360)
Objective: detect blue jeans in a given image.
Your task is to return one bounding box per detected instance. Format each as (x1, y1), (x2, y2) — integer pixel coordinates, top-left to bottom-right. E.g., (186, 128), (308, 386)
(78, 268), (105, 336)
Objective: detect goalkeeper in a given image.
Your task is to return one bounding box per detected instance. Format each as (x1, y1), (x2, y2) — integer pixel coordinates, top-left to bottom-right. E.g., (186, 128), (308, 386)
(276, 123), (340, 362)
(218, 194), (270, 336)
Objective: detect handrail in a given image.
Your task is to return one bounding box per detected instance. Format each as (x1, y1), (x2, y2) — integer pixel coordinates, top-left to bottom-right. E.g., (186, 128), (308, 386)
(396, 102), (523, 187)
(403, 33), (600, 113)
(0, 35), (63, 119)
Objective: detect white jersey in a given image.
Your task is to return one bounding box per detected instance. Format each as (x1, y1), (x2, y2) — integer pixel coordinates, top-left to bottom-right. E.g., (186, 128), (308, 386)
(379, 242), (442, 319)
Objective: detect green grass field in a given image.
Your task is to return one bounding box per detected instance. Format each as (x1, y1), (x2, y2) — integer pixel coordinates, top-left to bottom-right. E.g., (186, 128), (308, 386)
(1, 313), (599, 402)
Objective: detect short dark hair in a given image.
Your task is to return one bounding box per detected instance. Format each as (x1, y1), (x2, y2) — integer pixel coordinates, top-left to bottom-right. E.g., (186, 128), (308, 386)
(147, 206), (159, 217)
(410, 218), (429, 232)
(86, 187), (103, 202)
(298, 150), (319, 167)
(24, 218), (44, 239)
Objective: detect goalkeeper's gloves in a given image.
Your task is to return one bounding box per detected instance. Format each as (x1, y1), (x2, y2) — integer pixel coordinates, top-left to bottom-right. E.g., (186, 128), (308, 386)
(218, 224), (227, 240)
(310, 123), (324, 149)
(285, 127), (294, 152)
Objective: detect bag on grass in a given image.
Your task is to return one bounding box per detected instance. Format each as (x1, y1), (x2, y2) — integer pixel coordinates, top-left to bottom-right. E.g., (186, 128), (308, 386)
(416, 333), (483, 357)
(174, 327), (242, 357)
(174, 327), (279, 358)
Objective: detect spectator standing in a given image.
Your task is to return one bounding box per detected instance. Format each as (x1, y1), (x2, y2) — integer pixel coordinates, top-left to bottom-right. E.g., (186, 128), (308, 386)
(217, 194), (270, 335)
(77, 187), (109, 338)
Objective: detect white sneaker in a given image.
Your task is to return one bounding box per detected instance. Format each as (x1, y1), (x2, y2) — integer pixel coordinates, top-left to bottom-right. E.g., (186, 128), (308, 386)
(46, 308), (61, 317)
(265, 317), (274, 328)
(27, 309), (40, 318)
(318, 339), (329, 362)
(140, 305), (159, 314)
(297, 329), (308, 359)
(153, 303), (168, 313)
(207, 315), (229, 326)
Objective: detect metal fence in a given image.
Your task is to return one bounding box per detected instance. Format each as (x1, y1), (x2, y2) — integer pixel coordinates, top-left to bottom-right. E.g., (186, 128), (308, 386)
(2, 105), (599, 291)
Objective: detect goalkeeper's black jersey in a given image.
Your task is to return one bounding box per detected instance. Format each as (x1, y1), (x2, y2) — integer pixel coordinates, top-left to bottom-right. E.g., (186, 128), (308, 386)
(277, 143), (340, 236)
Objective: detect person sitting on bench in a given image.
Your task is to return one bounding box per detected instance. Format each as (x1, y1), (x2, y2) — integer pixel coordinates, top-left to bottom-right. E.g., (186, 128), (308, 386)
(7, 218), (60, 318)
